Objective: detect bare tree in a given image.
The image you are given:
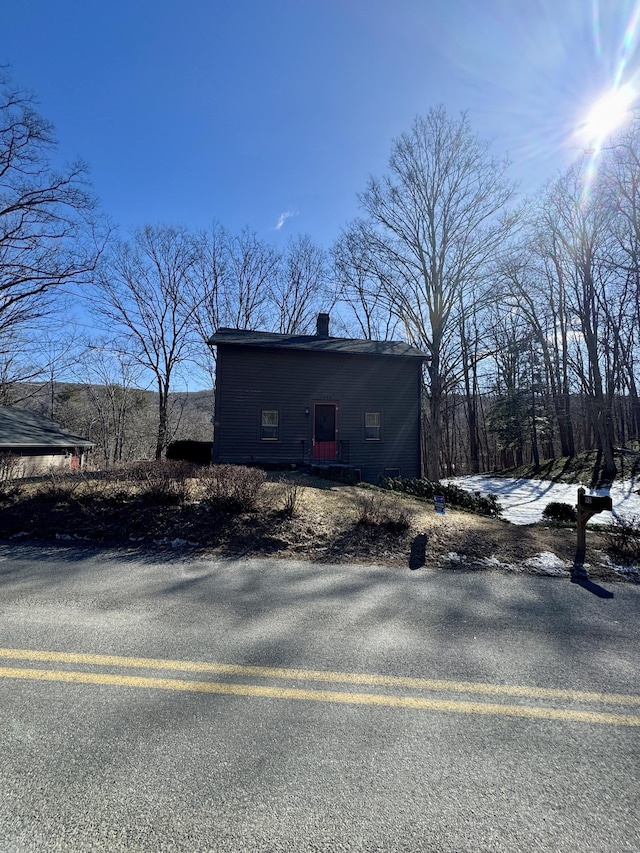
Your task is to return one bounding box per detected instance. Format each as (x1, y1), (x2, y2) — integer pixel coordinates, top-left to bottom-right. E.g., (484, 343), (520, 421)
(221, 227), (279, 330)
(94, 225), (199, 459)
(0, 69), (106, 342)
(270, 234), (331, 334)
(496, 234), (577, 459)
(74, 343), (148, 466)
(600, 120), (640, 441)
(538, 163), (618, 478)
(0, 328), (43, 403)
(348, 107), (517, 477)
(332, 225), (400, 340)
(189, 223), (283, 382)
(0, 314), (84, 407)
(187, 222), (230, 386)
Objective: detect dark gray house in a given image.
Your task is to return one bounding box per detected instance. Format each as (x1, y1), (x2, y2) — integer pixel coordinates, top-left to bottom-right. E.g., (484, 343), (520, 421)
(0, 406), (94, 476)
(208, 314), (427, 483)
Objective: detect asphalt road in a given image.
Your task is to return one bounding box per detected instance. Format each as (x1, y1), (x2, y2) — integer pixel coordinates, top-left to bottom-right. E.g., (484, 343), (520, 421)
(0, 542), (639, 852)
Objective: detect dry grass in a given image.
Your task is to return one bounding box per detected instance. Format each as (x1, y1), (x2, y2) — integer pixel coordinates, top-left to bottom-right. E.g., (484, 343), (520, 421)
(0, 468), (633, 581)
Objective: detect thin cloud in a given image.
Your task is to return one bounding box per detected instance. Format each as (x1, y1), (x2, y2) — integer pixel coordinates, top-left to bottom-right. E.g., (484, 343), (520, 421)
(274, 209), (298, 230)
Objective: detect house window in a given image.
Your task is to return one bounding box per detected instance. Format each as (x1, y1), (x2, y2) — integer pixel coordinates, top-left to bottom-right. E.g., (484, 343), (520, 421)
(364, 411), (381, 441)
(261, 409), (279, 440)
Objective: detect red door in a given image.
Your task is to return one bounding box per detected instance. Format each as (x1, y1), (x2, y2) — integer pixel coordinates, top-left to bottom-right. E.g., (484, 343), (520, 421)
(313, 403), (337, 461)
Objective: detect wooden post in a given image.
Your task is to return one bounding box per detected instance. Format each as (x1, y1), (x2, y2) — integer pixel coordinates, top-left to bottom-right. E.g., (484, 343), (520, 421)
(576, 488), (588, 566)
(575, 487), (612, 573)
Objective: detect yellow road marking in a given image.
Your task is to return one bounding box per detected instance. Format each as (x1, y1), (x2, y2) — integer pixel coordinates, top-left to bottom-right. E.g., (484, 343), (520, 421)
(1, 665), (639, 726)
(0, 647), (638, 706)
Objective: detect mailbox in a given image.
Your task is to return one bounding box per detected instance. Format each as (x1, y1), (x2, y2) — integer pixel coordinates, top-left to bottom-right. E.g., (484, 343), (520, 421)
(576, 487), (613, 567)
(577, 490), (612, 513)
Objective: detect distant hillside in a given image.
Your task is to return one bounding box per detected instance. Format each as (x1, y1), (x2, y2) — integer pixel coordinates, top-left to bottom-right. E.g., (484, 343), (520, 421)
(8, 382), (214, 463)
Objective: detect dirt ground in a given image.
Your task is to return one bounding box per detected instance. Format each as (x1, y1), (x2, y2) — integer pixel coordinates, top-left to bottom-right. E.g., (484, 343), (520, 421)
(0, 472), (634, 583)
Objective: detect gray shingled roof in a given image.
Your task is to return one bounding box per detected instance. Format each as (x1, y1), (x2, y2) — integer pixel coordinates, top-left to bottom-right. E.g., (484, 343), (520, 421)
(208, 328), (428, 359)
(0, 406), (94, 449)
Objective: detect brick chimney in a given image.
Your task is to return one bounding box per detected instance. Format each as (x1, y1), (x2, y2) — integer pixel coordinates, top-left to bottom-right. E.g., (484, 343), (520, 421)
(316, 313), (330, 337)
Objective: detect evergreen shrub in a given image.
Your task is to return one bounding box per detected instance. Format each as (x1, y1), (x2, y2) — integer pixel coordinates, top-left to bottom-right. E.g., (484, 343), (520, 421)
(379, 477), (502, 517)
(541, 501), (577, 523)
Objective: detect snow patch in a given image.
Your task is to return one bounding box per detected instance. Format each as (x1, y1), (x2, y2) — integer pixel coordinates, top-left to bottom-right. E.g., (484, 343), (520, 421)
(523, 552), (570, 576)
(444, 552), (467, 564)
(153, 537), (198, 548)
(444, 551), (570, 575)
(602, 555), (640, 581)
(449, 475), (640, 525)
(477, 556), (519, 572)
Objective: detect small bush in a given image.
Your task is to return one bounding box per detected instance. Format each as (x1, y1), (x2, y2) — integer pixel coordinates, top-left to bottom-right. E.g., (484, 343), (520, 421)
(94, 479), (131, 505)
(38, 468), (84, 504)
(0, 453), (24, 501)
(199, 464), (266, 513)
(66, 475), (132, 512)
(127, 460), (196, 505)
(604, 516), (640, 563)
(276, 477), (304, 518)
(542, 501), (577, 523)
(354, 491), (378, 524)
(379, 477), (502, 517)
(354, 491), (411, 531)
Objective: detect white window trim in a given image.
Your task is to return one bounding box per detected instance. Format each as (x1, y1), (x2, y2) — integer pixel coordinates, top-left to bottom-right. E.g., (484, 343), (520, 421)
(364, 411), (381, 441)
(261, 409), (280, 441)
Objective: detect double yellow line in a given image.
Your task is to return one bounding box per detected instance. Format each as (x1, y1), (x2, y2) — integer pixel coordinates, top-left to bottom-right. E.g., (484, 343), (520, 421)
(1, 648), (639, 727)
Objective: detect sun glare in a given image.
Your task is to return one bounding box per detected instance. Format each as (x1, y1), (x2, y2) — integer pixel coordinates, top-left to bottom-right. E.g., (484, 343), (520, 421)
(579, 83), (636, 147)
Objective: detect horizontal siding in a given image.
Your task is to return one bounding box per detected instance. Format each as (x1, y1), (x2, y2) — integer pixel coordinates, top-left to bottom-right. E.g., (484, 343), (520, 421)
(7, 452), (86, 477)
(213, 345), (422, 481)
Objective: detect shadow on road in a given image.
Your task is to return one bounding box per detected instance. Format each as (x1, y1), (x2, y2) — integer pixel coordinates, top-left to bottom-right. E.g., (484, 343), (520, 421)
(571, 553), (614, 598)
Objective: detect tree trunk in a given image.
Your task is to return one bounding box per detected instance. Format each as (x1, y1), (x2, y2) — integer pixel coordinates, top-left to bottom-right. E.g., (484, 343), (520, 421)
(583, 315), (617, 479)
(530, 388), (540, 468)
(426, 357), (442, 480)
(156, 388), (169, 461)
(462, 348), (480, 474)
(557, 391), (575, 457)
(631, 385), (640, 441)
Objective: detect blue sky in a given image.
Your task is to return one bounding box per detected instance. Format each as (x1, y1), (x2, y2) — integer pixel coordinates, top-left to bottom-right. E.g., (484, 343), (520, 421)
(5, 1), (640, 252)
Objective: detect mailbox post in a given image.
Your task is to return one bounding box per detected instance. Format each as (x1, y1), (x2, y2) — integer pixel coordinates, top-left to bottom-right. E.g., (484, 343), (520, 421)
(576, 487), (613, 563)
